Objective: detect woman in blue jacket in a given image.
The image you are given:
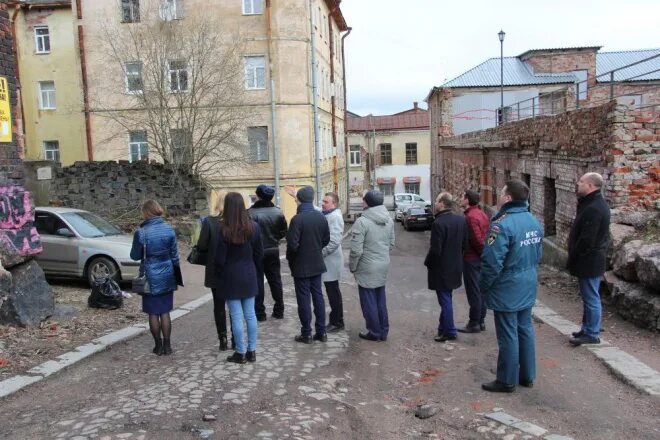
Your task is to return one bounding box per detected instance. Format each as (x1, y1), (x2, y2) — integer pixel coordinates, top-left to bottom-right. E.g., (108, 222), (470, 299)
(215, 192), (263, 364)
(130, 200), (180, 356)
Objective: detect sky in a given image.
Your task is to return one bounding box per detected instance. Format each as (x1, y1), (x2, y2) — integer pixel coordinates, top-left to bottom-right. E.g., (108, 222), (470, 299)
(340, 0), (660, 116)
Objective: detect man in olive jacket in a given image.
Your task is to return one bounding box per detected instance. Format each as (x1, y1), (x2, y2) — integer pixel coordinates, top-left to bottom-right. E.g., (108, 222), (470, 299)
(567, 172), (611, 346)
(286, 186), (330, 344)
(349, 190), (395, 342)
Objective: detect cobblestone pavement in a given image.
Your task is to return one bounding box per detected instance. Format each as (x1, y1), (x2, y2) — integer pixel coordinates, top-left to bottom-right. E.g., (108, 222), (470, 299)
(1, 223), (659, 439)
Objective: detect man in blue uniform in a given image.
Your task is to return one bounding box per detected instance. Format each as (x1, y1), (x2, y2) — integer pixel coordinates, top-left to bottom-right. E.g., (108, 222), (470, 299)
(480, 180), (543, 393)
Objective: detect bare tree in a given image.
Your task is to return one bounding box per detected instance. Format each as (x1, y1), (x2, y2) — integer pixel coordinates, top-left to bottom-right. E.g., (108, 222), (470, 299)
(93, 0), (254, 185)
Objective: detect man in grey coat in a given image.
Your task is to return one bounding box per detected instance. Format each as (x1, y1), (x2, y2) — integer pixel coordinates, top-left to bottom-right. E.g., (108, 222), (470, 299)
(321, 192), (345, 332)
(349, 190), (395, 342)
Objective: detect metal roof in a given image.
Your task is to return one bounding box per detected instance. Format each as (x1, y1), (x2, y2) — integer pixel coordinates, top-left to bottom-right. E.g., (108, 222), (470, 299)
(442, 57), (577, 88)
(596, 49), (660, 81)
(347, 112), (429, 132)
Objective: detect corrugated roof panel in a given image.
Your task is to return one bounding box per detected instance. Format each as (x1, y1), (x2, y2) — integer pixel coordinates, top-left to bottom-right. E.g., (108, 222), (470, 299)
(596, 49), (660, 81)
(346, 112), (429, 132)
(442, 57), (576, 88)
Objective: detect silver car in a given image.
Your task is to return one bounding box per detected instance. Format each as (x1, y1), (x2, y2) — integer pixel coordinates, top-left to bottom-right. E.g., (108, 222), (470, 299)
(394, 193), (430, 222)
(34, 207), (140, 284)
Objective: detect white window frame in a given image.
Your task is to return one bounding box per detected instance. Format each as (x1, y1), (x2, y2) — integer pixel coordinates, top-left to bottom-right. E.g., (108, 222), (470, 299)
(38, 81), (56, 110)
(121, 0), (140, 23)
(160, 0), (184, 20)
(128, 131), (148, 162)
(248, 126), (269, 162)
(125, 61), (143, 94)
(34, 26), (50, 54)
(405, 183), (420, 195)
(244, 56), (266, 90)
(242, 0), (264, 15)
(168, 59), (189, 93)
(43, 140), (60, 162)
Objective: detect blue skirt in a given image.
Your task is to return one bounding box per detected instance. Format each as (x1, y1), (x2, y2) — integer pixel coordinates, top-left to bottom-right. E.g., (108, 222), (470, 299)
(142, 292), (174, 315)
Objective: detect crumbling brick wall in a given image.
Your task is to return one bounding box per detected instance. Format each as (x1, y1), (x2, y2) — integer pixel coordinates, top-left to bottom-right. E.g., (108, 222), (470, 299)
(432, 101), (659, 246)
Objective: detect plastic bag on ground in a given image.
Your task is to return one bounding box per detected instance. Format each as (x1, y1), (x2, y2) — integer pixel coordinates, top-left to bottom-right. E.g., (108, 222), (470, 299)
(88, 277), (124, 310)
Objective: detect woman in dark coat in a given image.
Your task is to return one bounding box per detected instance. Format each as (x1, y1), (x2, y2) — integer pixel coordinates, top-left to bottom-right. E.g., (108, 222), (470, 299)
(130, 200), (180, 355)
(196, 190), (233, 351)
(215, 192), (263, 364)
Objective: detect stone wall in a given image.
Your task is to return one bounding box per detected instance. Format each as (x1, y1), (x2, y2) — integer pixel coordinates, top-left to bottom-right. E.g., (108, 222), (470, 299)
(25, 161), (209, 229)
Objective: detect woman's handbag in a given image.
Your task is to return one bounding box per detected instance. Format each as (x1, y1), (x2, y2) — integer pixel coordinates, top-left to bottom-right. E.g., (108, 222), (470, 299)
(186, 246), (207, 265)
(132, 229), (151, 295)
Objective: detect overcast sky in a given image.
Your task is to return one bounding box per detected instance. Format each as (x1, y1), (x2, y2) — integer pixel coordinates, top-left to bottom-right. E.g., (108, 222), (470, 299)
(341, 0), (660, 116)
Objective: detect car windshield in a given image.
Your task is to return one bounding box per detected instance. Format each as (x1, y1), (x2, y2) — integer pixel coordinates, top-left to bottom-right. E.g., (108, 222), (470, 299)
(396, 195), (412, 202)
(61, 212), (123, 238)
(409, 208), (426, 215)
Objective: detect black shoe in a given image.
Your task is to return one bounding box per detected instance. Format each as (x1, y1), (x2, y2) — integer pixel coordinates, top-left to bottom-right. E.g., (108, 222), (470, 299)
(295, 334), (313, 344)
(569, 335), (600, 346)
(571, 330), (584, 338)
(162, 338), (173, 355)
(313, 333), (328, 342)
(519, 380), (534, 388)
(482, 380), (515, 393)
(152, 338), (163, 356)
(271, 312), (284, 319)
(219, 334), (228, 351)
(326, 324), (345, 333)
(226, 352), (247, 364)
(231, 337), (236, 350)
(358, 332), (380, 341)
(434, 334), (457, 342)
(256, 315), (267, 322)
(480, 322), (486, 331)
(457, 324), (481, 334)
(246, 351), (256, 363)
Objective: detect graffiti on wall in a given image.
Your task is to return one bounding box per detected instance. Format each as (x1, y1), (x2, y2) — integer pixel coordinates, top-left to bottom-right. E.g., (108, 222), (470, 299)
(0, 185), (42, 257)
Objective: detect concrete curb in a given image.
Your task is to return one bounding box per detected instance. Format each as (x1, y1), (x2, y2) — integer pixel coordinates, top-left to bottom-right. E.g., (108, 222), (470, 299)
(533, 300), (660, 398)
(0, 294), (214, 400)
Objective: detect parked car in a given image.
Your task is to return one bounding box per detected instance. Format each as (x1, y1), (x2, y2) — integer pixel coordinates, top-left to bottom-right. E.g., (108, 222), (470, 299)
(402, 206), (434, 231)
(33, 207), (140, 285)
(394, 193), (430, 222)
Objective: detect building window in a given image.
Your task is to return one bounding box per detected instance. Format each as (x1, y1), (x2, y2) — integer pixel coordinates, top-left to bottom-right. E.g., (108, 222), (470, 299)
(34, 26), (50, 54)
(242, 0), (264, 15)
(573, 69), (588, 101)
(168, 60), (189, 93)
(349, 145), (361, 166)
(128, 131), (148, 162)
(405, 183), (420, 195)
(244, 56), (265, 90)
(379, 184), (394, 196)
(248, 126), (268, 161)
(39, 81), (56, 109)
(121, 0), (140, 23)
(170, 128), (192, 164)
(125, 62), (143, 93)
(160, 0), (183, 20)
(43, 140), (60, 162)
(405, 143), (417, 165)
(380, 143), (392, 165)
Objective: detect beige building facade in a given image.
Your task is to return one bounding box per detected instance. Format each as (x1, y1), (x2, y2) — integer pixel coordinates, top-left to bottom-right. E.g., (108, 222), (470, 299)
(74, 0), (349, 219)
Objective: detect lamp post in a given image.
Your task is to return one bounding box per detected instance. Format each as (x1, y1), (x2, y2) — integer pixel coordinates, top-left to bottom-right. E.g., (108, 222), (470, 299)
(498, 29), (505, 125)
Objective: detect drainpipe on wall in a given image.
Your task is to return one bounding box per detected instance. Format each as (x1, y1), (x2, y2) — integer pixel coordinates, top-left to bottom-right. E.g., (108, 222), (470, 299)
(78, 23), (93, 161)
(309, 0), (321, 204)
(265, 0), (281, 206)
(341, 26), (352, 212)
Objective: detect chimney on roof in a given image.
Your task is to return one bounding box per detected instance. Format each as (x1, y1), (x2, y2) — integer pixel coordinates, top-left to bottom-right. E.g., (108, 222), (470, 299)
(413, 102), (418, 110)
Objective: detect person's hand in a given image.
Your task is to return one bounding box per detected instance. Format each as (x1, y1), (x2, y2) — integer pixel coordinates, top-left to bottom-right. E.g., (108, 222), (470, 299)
(284, 186), (297, 198)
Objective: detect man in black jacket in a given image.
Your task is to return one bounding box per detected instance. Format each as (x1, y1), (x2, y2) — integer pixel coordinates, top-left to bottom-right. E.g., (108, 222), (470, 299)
(424, 192), (468, 342)
(567, 172), (611, 346)
(249, 185), (288, 321)
(286, 186), (330, 343)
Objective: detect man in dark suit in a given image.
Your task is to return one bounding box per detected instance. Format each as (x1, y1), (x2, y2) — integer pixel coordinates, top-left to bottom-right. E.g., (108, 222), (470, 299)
(567, 172), (611, 346)
(286, 186), (330, 344)
(425, 192), (468, 342)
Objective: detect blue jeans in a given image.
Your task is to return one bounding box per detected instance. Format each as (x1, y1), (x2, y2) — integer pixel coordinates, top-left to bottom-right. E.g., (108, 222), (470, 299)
(579, 277), (602, 338)
(227, 297), (257, 354)
(358, 286), (389, 340)
(294, 275), (326, 337)
(494, 308), (536, 386)
(435, 289), (456, 337)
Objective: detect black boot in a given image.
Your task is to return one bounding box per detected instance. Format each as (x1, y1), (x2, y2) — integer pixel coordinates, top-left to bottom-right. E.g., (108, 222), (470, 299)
(162, 338), (173, 355)
(219, 333), (228, 351)
(226, 352), (246, 364)
(153, 337), (163, 355)
(246, 351), (256, 363)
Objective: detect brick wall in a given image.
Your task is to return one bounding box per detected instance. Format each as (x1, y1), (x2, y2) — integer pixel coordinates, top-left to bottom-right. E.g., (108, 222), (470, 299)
(0, 2), (22, 185)
(432, 101), (660, 247)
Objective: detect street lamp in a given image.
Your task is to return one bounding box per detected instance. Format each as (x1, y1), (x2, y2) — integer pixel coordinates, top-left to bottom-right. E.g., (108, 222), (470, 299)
(498, 29), (505, 125)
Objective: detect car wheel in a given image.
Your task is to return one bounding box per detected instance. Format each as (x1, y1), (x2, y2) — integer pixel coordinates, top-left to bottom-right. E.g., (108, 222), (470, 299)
(86, 256), (120, 285)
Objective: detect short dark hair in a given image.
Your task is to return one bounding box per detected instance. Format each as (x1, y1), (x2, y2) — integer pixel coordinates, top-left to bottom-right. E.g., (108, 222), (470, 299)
(504, 179), (529, 202)
(324, 192), (339, 206)
(464, 189), (480, 206)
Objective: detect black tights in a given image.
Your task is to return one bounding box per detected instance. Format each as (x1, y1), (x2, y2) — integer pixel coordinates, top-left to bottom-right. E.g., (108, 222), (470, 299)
(148, 313), (171, 340)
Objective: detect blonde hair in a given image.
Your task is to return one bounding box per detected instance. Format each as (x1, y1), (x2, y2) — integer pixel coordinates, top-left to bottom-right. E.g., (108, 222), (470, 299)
(213, 190), (228, 216)
(141, 199), (164, 219)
